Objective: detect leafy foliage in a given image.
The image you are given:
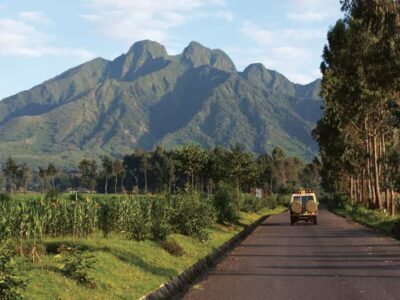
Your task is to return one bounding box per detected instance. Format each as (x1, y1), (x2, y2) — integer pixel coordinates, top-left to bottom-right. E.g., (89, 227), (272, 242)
(0, 243), (26, 299)
(61, 247), (97, 289)
(213, 185), (238, 223)
(314, 0), (400, 214)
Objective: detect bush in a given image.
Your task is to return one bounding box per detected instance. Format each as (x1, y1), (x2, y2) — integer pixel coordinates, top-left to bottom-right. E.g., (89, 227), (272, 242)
(126, 199), (152, 241)
(213, 185), (239, 224)
(241, 194), (263, 213)
(61, 246), (96, 289)
(150, 199), (172, 241)
(161, 240), (184, 256)
(169, 191), (214, 241)
(276, 194), (289, 207)
(336, 192), (350, 208)
(0, 243), (26, 299)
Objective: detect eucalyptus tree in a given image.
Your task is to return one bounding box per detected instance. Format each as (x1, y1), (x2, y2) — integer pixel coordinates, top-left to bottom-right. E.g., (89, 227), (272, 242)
(78, 159), (91, 190)
(316, 0), (400, 210)
(3, 157), (18, 193)
(176, 144), (207, 189)
(112, 159), (125, 194)
(139, 152), (151, 194)
(89, 160), (98, 192)
(102, 156), (113, 194)
(38, 167), (47, 193)
(18, 163), (30, 193)
(225, 145), (257, 213)
(46, 163), (58, 190)
(150, 146), (175, 192)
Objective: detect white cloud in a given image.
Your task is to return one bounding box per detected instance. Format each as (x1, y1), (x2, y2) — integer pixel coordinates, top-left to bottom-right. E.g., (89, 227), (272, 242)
(81, 0), (232, 43)
(18, 11), (51, 25)
(240, 21), (325, 47)
(0, 13), (95, 59)
(287, 12), (330, 22)
(286, 0), (341, 23)
(233, 21), (325, 84)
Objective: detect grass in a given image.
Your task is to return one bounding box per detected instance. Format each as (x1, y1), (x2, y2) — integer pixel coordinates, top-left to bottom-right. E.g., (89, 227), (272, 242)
(332, 203), (400, 236)
(19, 206), (286, 300)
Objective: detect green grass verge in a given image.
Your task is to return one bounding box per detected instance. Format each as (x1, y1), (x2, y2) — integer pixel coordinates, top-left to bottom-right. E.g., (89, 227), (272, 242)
(332, 204), (400, 236)
(19, 206), (286, 300)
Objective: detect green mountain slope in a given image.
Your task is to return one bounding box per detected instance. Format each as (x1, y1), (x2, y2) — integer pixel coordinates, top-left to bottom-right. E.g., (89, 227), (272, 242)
(0, 40), (322, 167)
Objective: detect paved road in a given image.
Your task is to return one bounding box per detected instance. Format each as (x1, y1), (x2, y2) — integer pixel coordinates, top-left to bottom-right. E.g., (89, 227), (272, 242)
(183, 208), (400, 300)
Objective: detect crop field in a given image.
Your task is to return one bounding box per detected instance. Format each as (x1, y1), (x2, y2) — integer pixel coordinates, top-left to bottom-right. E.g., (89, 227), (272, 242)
(0, 191), (286, 299)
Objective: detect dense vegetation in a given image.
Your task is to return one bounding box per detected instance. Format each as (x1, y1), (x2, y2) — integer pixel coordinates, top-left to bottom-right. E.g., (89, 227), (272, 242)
(1, 145), (320, 195)
(0, 189), (287, 298)
(0, 41), (321, 167)
(0, 144), (314, 298)
(314, 0), (400, 215)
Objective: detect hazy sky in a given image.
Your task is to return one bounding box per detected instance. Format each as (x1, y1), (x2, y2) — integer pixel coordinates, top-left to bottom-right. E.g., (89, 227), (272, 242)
(0, 0), (342, 100)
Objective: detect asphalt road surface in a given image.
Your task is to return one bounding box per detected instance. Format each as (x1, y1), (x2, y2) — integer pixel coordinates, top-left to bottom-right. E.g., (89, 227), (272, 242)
(183, 208), (400, 300)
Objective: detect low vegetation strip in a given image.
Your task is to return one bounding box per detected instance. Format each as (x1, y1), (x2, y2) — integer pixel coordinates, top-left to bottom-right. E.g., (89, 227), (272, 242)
(331, 203), (400, 238)
(0, 190), (287, 299)
(20, 207), (286, 299)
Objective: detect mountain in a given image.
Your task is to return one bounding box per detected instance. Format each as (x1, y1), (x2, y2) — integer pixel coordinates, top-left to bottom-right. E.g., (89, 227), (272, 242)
(0, 40), (322, 167)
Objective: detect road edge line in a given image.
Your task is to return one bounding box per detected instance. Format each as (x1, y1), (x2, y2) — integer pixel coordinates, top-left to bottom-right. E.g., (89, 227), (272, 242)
(140, 214), (270, 300)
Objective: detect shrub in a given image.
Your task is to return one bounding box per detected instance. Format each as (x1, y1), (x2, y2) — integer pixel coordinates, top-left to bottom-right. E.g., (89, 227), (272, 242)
(150, 198), (172, 241)
(275, 194), (288, 207)
(241, 194), (263, 213)
(169, 191), (214, 241)
(213, 185), (239, 224)
(61, 246), (96, 289)
(333, 192), (350, 208)
(161, 240), (184, 256)
(0, 243), (26, 299)
(126, 198), (152, 241)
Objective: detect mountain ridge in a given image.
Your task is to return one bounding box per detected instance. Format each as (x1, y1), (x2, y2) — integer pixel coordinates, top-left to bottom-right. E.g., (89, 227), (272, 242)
(0, 40), (322, 168)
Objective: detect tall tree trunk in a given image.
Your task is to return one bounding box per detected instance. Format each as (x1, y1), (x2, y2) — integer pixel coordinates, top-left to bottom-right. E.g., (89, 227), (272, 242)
(365, 122), (374, 207)
(105, 177), (108, 194)
(236, 177), (240, 215)
(390, 190), (395, 216)
(114, 175), (118, 194)
(144, 169), (148, 194)
(381, 134), (390, 212)
(350, 177), (354, 204)
(361, 169), (366, 204)
(372, 134), (382, 209)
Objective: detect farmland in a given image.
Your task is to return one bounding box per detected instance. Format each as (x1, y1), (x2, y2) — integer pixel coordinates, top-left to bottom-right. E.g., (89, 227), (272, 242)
(0, 191), (287, 299)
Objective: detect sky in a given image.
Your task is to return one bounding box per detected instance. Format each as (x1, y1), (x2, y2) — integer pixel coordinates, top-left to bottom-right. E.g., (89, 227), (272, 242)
(0, 0), (343, 100)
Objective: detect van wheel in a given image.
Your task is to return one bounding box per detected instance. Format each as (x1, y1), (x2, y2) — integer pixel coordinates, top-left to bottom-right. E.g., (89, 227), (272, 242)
(291, 217), (296, 225)
(313, 216), (318, 225)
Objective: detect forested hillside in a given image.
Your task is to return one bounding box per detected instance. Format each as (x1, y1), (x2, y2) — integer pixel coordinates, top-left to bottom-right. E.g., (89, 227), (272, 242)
(0, 41), (322, 167)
